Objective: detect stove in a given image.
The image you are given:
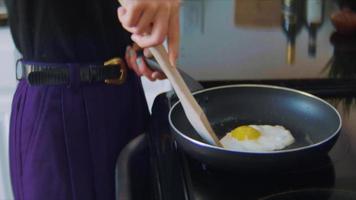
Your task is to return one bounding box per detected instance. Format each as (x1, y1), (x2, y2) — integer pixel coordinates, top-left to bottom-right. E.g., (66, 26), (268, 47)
(146, 89), (356, 200)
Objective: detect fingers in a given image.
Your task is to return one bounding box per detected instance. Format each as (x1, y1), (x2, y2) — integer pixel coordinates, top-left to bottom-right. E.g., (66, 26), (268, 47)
(134, 5), (157, 35)
(151, 71), (166, 80)
(118, 1), (144, 28)
(131, 6), (170, 48)
(118, 0), (181, 54)
(125, 46), (140, 76)
(118, 1), (157, 35)
(132, 57), (152, 81)
(167, 5), (180, 67)
(143, 48), (153, 58)
(119, 0), (181, 80)
(136, 57), (166, 81)
(125, 45), (166, 81)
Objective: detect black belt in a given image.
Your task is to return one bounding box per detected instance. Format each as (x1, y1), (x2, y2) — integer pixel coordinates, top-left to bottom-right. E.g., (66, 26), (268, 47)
(16, 58), (127, 86)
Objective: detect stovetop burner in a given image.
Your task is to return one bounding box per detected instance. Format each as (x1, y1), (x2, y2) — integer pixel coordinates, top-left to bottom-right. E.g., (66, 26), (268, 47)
(147, 91), (356, 200)
(260, 189), (356, 200)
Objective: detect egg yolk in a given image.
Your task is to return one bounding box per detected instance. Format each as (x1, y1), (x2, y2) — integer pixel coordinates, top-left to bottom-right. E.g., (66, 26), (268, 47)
(230, 126), (261, 141)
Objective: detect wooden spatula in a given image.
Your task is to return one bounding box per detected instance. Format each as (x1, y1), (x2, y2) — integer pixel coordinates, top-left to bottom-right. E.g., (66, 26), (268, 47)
(149, 45), (222, 147)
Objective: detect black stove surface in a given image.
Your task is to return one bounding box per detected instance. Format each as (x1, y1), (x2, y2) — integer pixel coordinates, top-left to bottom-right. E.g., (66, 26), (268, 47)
(260, 189), (356, 200)
(147, 90), (356, 200)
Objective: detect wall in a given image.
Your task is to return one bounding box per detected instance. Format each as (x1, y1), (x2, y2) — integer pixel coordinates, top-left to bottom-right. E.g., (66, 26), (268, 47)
(178, 0), (336, 81)
(0, 26), (17, 200)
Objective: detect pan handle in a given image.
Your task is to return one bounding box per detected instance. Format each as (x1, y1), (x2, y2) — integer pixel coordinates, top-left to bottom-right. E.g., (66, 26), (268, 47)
(115, 134), (147, 200)
(143, 57), (204, 93)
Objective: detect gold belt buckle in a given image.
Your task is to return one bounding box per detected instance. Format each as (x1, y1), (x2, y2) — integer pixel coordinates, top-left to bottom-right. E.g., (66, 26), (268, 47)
(104, 57), (127, 85)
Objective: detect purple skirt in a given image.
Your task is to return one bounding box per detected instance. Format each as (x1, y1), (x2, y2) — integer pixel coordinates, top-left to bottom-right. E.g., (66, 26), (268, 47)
(9, 71), (149, 200)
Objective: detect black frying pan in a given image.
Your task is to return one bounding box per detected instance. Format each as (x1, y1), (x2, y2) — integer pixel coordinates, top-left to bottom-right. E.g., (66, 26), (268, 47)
(169, 85), (342, 170)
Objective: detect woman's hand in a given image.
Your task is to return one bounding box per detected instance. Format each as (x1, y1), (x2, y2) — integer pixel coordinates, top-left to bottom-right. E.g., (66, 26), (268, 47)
(117, 0), (180, 67)
(125, 44), (166, 81)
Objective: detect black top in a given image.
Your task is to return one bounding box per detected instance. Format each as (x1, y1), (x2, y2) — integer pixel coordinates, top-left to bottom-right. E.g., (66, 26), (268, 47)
(5, 0), (131, 62)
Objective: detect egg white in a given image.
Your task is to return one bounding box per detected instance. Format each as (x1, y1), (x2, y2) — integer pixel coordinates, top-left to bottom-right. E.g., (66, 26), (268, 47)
(220, 125), (295, 152)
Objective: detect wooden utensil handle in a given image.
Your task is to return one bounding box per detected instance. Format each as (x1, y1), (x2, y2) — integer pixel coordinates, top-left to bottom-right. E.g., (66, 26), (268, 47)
(149, 45), (222, 146)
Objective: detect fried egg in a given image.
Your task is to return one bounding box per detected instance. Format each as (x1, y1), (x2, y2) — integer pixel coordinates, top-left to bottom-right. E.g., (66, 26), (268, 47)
(220, 125), (295, 152)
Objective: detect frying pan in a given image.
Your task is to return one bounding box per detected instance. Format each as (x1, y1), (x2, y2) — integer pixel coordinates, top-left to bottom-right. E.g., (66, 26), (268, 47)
(169, 84), (342, 171)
